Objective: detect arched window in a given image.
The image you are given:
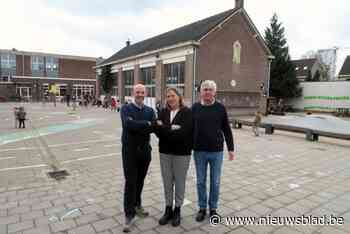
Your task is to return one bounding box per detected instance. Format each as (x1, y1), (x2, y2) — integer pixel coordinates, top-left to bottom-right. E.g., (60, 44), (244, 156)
(232, 41), (241, 64)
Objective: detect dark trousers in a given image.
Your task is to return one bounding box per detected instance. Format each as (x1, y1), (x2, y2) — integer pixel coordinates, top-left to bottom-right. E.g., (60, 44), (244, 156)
(18, 119), (25, 128)
(122, 145), (151, 218)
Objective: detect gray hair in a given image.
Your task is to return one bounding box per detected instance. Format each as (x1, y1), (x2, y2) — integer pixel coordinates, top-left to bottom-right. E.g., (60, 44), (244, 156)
(200, 80), (217, 92)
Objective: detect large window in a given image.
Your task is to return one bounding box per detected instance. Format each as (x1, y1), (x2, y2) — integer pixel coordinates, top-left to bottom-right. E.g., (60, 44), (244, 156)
(123, 70), (134, 97)
(164, 62), (185, 95)
(0, 53), (16, 76)
(111, 72), (118, 97)
(16, 87), (32, 101)
(31, 56), (44, 77)
(140, 67), (155, 97)
(73, 84), (94, 99)
(46, 56), (59, 77)
(57, 84), (67, 97)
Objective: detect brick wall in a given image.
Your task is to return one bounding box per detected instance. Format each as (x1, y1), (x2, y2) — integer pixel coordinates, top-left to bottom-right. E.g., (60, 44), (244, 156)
(59, 59), (96, 79)
(197, 12), (269, 111)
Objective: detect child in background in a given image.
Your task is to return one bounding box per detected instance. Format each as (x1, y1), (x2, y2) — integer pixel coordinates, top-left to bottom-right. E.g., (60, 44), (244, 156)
(116, 99), (120, 112)
(17, 107), (27, 129)
(14, 107), (19, 128)
(252, 111), (262, 136)
(111, 97), (117, 112)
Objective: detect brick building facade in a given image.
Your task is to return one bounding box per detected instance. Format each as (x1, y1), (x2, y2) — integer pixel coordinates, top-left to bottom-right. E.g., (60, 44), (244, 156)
(96, 0), (272, 114)
(0, 49), (98, 102)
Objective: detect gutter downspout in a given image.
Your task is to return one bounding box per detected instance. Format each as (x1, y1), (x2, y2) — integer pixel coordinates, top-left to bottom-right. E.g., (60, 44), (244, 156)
(22, 52), (24, 76)
(192, 47), (197, 105)
(267, 55), (274, 98)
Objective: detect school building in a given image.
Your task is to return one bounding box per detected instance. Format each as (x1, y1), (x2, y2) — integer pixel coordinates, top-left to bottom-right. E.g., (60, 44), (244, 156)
(0, 48), (98, 102)
(96, 0), (273, 114)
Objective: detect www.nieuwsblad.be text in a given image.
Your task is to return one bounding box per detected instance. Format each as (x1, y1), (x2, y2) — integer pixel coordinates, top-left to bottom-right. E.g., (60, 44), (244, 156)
(209, 214), (344, 226)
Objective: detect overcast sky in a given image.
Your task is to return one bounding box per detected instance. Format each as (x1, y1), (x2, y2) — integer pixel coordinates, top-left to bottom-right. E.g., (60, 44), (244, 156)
(1, 0), (349, 61)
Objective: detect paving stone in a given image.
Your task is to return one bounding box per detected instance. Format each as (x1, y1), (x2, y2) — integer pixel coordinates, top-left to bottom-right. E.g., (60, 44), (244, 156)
(67, 224), (96, 234)
(75, 213), (100, 226)
(200, 222), (232, 234)
(247, 204), (272, 216)
(81, 205), (103, 215)
(8, 206), (31, 215)
(22, 225), (51, 234)
(8, 220), (34, 233)
(0, 215), (20, 225)
(32, 201), (52, 210)
(0, 224), (7, 234)
(260, 199), (284, 209)
(50, 220), (76, 233)
(155, 224), (184, 234)
(20, 210), (44, 221)
(238, 196), (261, 206)
(227, 227), (253, 234)
(92, 218), (118, 232)
(272, 227), (302, 234)
(1, 201), (18, 209)
(133, 217), (159, 231)
(245, 225), (276, 234)
(317, 226), (349, 234)
(0, 191), (17, 198)
(98, 208), (120, 218)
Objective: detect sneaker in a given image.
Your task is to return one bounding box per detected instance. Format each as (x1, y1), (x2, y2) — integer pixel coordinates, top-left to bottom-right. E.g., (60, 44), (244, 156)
(135, 206), (149, 218)
(123, 216), (135, 233)
(195, 209), (206, 222)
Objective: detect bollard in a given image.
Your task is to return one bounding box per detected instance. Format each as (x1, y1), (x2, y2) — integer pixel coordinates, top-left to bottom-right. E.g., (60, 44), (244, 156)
(233, 121), (242, 129)
(306, 130), (319, 142)
(265, 124), (274, 134)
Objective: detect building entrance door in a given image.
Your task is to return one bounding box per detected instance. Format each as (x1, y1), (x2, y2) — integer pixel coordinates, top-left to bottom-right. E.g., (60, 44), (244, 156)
(16, 87), (32, 101)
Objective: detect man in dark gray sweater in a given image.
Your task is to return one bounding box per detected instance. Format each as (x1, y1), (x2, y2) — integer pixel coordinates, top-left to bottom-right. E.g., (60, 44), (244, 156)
(120, 84), (156, 232)
(192, 80), (235, 222)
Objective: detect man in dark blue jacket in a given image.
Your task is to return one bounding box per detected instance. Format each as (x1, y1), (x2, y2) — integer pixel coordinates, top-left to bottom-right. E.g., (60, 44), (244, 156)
(120, 84), (156, 233)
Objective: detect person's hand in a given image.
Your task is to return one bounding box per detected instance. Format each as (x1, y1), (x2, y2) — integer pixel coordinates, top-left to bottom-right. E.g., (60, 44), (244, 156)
(156, 120), (163, 126)
(171, 124), (181, 130)
(228, 151), (235, 161)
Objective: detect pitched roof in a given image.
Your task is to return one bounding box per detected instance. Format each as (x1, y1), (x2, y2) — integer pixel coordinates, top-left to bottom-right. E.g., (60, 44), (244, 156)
(339, 56), (350, 76)
(99, 8), (239, 66)
(292, 58), (317, 77)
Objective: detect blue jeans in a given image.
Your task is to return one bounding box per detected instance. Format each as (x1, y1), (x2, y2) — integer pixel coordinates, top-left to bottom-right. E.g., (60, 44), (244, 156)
(193, 151), (223, 210)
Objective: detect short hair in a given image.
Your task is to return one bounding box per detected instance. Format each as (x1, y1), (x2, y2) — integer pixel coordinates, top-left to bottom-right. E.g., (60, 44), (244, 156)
(133, 83), (146, 91)
(200, 80), (217, 92)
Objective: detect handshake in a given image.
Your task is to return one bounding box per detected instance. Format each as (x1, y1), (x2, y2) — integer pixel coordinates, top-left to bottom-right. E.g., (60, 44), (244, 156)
(154, 120), (181, 130)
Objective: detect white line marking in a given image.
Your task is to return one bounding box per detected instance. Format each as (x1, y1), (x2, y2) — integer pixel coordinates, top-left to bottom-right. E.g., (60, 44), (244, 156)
(0, 157), (15, 160)
(74, 148), (89, 152)
(49, 139), (117, 147)
(0, 164), (47, 172)
(104, 144), (120, 147)
(289, 183), (300, 189)
(0, 139), (117, 152)
(0, 147), (36, 152)
(62, 153), (120, 164)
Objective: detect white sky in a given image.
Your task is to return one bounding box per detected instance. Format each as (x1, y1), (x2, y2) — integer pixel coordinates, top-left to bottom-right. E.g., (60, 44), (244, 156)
(1, 0), (349, 61)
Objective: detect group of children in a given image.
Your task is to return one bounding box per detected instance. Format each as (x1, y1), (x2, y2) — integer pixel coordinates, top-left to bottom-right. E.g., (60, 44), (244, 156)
(14, 107), (27, 129)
